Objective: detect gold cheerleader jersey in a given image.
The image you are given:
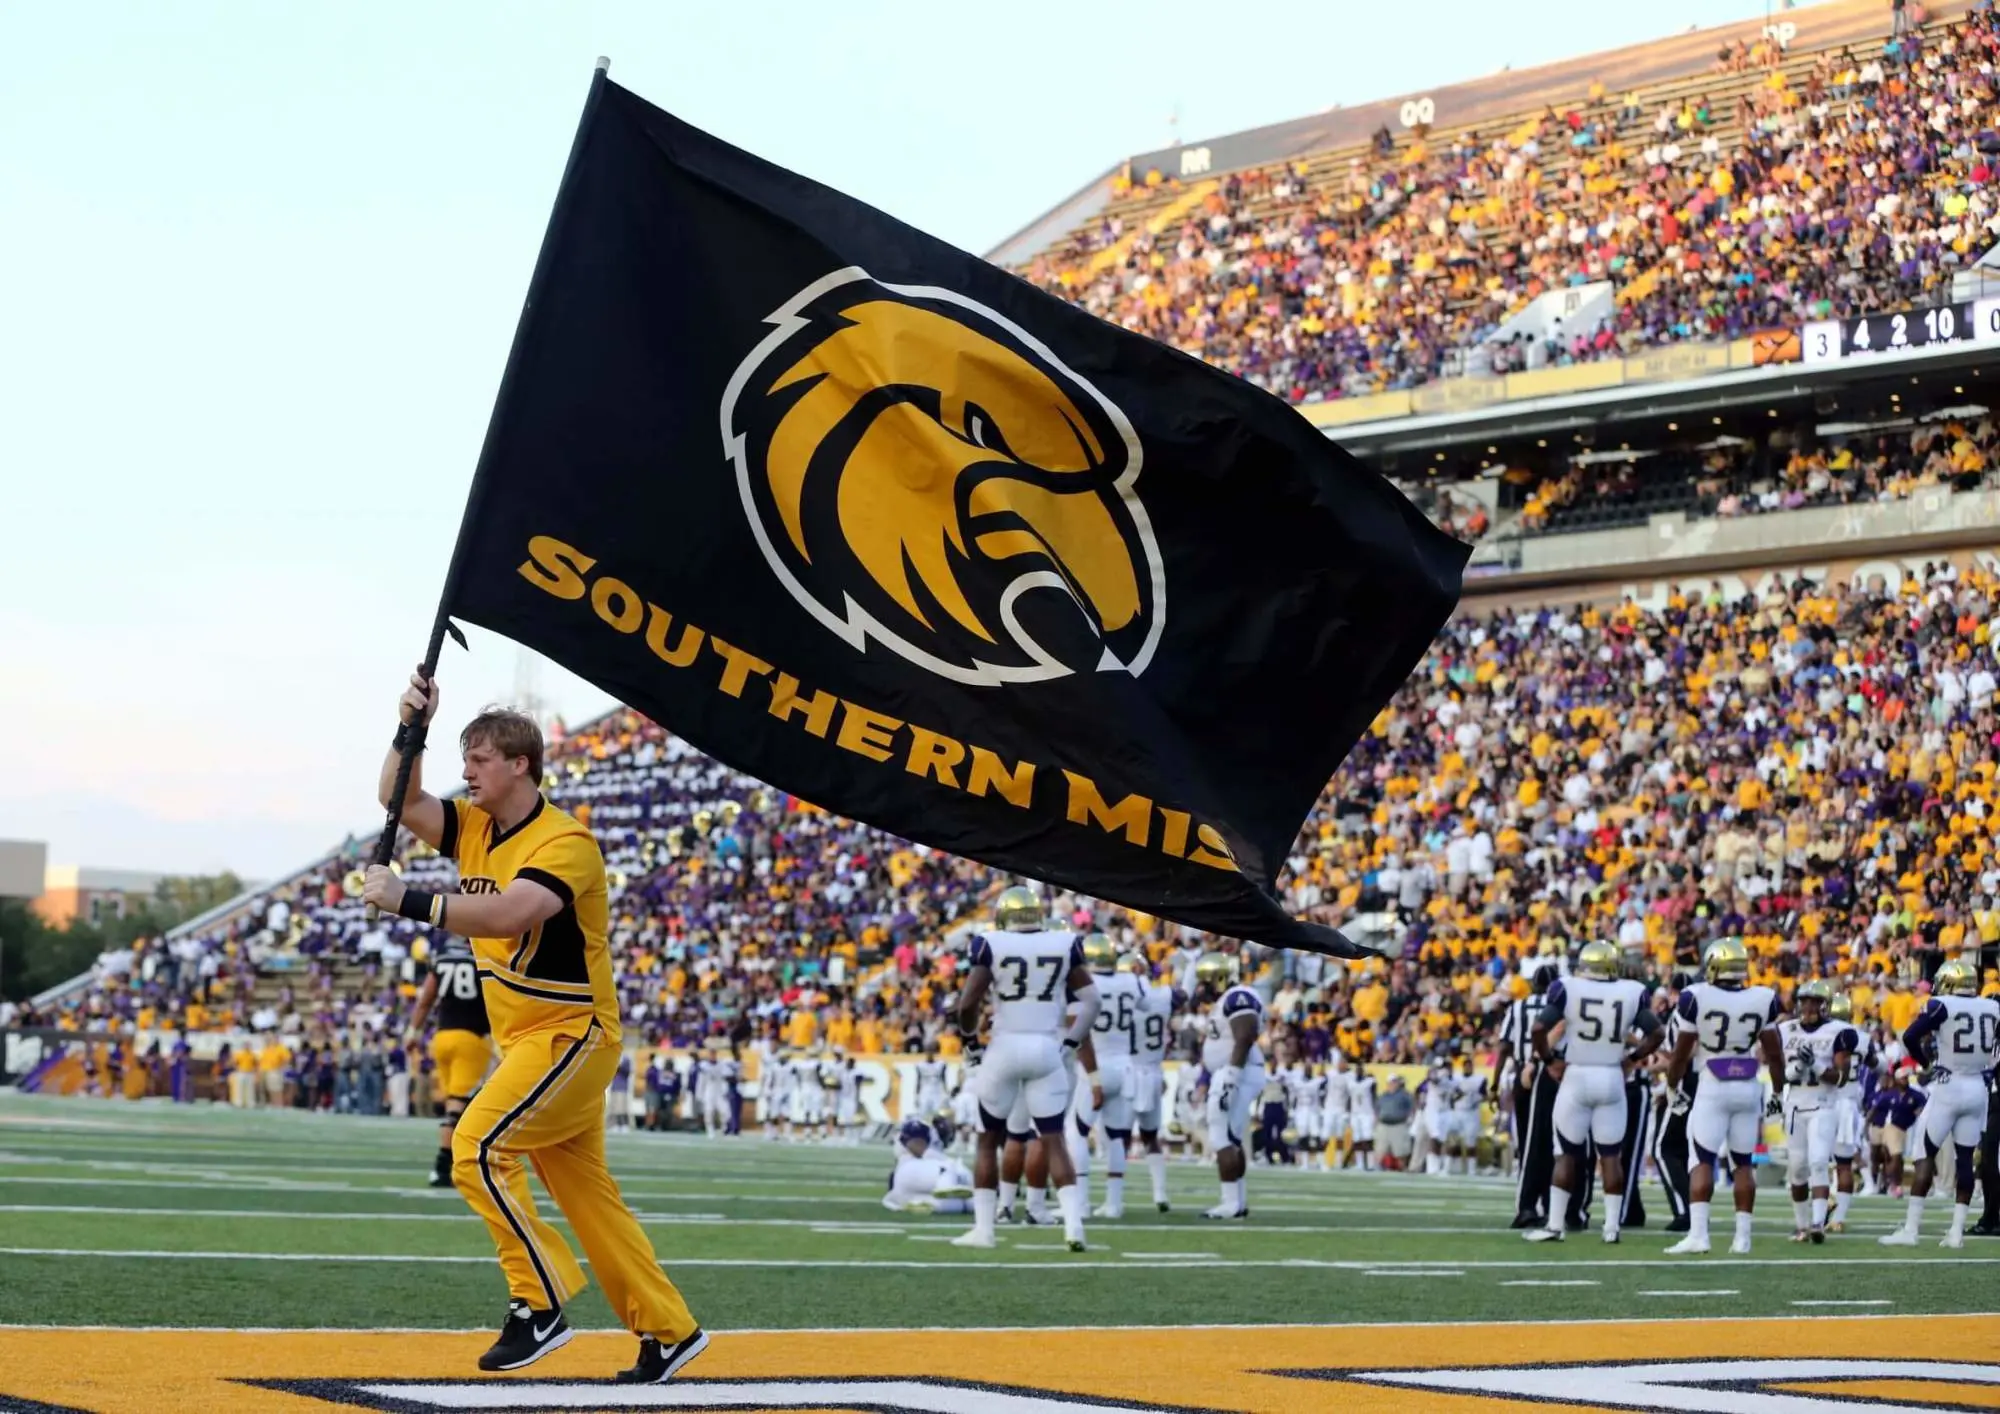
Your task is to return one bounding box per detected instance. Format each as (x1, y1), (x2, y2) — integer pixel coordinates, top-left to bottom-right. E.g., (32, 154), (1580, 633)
(440, 794), (620, 1048)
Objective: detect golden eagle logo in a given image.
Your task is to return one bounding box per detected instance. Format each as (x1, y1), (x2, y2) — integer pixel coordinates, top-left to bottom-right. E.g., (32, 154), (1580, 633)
(723, 270), (1164, 686)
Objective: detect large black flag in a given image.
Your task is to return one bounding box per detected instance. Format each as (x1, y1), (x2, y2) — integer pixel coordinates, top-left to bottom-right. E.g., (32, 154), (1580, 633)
(437, 70), (1467, 956)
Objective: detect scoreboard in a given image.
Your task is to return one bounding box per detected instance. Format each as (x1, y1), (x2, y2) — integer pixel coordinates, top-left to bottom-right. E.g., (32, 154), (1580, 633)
(1801, 300), (2000, 364)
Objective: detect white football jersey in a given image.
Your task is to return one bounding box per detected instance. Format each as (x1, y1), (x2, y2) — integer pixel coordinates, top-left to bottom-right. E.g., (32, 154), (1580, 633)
(1088, 971), (1148, 1061)
(1200, 983), (1266, 1071)
(1914, 994), (2000, 1082)
(763, 1061), (791, 1099)
(915, 1060), (948, 1094)
(1452, 1070), (1485, 1113)
(1135, 983), (1176, 1065)
(1545, 975), (1651, 1067)
(1323, 1064), (1351, 1112)
(1422, 1061), (1453, 1110)
(1776, 1018), (1859, 1100)
(1347, 1070), (1377, 1115)
(1676, 982), (1781, 1080)
(972, 929), (1084, 1035)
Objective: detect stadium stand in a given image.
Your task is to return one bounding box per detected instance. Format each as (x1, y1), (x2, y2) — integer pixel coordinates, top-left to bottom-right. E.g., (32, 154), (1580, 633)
(14, 0), (2000, 1135)
(1019, 0), (2000, 405)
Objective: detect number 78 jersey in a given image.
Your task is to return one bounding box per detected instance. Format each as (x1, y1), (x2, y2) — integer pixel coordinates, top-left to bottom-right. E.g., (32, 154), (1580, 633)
(970, 930), (1084, 1035)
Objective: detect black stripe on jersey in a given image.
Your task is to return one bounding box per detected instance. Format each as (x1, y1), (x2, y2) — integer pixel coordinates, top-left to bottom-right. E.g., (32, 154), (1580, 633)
(438, 799), (461, 860)
(479, 969), (593, 1006)
(522, 906), (590, 985)
(516, 867), (574, 909)
(489, 795), (545, 850)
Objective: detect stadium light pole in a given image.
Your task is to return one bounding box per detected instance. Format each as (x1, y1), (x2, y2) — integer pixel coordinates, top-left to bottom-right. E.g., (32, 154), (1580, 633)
(366, 57), (615, 895)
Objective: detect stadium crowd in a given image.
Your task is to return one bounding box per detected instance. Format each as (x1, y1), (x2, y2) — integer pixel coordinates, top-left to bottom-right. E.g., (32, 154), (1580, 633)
(23, 549), (2000, 1125)
(1024, 5), (2000, 404)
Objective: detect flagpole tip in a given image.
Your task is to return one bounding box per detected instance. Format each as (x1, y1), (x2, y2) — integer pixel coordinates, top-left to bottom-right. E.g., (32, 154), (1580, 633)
(595, 55), (611, 73)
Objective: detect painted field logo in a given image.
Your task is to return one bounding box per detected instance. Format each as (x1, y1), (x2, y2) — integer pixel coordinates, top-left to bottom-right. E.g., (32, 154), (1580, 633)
(255, 1375), (1212, 1411)
(1323, 1358), (2000, 1412)
(723, 269), (1165, 688)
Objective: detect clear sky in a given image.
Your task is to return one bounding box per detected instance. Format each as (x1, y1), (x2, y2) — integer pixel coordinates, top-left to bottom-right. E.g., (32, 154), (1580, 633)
(0, 0), (1789, 881)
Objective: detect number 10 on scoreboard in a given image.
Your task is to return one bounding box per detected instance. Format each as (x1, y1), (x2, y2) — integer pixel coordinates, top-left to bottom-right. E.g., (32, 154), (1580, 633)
(1803, 298), (2000, 363)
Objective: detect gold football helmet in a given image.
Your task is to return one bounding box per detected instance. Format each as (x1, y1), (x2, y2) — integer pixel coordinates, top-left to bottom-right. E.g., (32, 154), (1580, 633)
(1703, 936), (1750, 985)
(1114, 953), (1146, 976)
(1195, 951), (1238, 988)
(1081, 932), (1118, 972)
(993, 886), (1044, 933)
(1795, 978), (1832, 1016)
(1576, 940), (1620, 980)
(1936, 958), (1979, 997)
(1828, 993), (1854, 1022)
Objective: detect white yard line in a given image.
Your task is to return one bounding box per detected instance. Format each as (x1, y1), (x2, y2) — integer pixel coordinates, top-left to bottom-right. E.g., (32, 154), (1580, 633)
(1639, 1289), (1740, 1297)
(1501, 1280), (1600, 1287)
(7, 1246), (1984, 1273)
(1791, 1299), (1894, 1307)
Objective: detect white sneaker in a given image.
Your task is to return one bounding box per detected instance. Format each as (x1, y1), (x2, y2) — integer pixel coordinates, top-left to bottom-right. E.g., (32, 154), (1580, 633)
(1664, 1235), (1709, 1255)
(933, 1184), (972, 1200)
(1521, 1228), (1564, 1243)
(1729, 1235), (1752, 1255)
(1877, 1230), (1918, 1247)
(950, 1229), (996, 1249)
(1941, 1233), (1966, 1250)
(1201, 1203), (1246, 1220)
(1092, 1203), (1123, 1219)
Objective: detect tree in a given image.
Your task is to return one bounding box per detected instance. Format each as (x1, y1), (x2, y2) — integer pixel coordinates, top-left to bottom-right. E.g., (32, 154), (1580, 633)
(0, 901), (103, 1004)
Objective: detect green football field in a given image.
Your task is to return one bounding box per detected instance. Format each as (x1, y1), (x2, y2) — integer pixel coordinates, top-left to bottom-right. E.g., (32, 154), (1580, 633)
(1, 1089), (1993, 1336)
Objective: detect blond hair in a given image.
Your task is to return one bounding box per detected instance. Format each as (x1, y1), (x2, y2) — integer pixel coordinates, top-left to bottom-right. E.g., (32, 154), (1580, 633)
(460, 707), (544, 783)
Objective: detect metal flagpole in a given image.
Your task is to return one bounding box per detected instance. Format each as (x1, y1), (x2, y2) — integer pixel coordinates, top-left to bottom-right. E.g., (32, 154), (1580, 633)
(367, 57), (615, 884)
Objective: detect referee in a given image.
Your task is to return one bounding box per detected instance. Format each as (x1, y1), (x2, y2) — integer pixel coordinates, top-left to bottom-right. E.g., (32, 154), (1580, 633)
(1497, 981), (1537, 1227)
(1507, 963), (1588, 1231)
(364, 671), (707, 1384)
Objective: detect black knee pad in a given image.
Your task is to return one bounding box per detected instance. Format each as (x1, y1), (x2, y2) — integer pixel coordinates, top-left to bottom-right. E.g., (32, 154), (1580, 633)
(1033, 1111), (1066, 1137)
(1073, 1112), (1092, 1138)
(1692, 1141), (1720, 1168)
(1958, 1144), (1978, 1194)
(1105, 1126), (1131, 1144)
(978, 1105), (1009, 1136)
(1730, 1150), (1754, 1172)
(1006, 1129), (1035, 1145)
(1557, 1133), (1590, 1160)
(1139, 1128), (1159, 1147)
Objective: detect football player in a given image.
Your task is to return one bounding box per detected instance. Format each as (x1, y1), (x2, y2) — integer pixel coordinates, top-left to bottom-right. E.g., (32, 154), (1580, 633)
(831, 1050), (861, 1143)
(1450, 1053), (1486, 1176)
(1197, 951), (1264, 1219)
(761, 1050), (792, 1140)
(1524, 941), (1662, 1244)
(1825, 992), (1875, 1229)
(1420, 1053), (1455, 1176)
(1777, 979), (1856, 1243)
(1348, 1060), (1379, 1171)
(914, 1050), (950, 1122)
(1072, 933), (1145, 1218)
(883, 1119), (974, 1214)
(1880, 959), (1999, 1248)
(1323, 1052), (1352, 1169)
(951, 886), (1100, 1251)
(1125, 953), (1181, 1210)
(404, 935), (494, 1187)
(1663, 938), (1785, 1255)
(792, 1050), (824, 1139)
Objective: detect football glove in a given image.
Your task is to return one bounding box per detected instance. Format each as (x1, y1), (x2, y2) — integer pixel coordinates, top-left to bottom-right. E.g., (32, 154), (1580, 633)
(1764, 1092), (1783, 1119)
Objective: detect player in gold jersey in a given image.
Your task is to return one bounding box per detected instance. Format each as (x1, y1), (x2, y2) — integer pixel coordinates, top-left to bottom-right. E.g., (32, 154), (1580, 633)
(363, 671), (706, 1384)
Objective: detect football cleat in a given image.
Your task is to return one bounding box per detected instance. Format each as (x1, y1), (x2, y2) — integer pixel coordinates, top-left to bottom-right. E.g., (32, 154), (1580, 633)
(933, 1183), (973, 1201)
(1023, 1208), (1051, 1226)
(1200, 1204), (1248, 1220)
(427, 1171), (454, 1189)
(903, 1199), (937, 1215)
(615, 1328), (710, 1384)
(1789, 1230), (1812, 1244)
(1826, 1220), (1846, 1234)
(1940, 1233), (1966, 1250)
(1810, 1227), (1824, 1246)
(1663, 1236), (1709, 1255)
(478, 1300), (572, 1372)
(996, 1205), (1015, 1225)
(1878, 1231), (1919, 1247)
(1728, 1235), (1752, 1255)
(1969, 1218), (2000, 1236)
(1602, 1232), (1620, 1245)
(1066, 1237), (1087, 1252)
(950, 1229), (997, 1249)
(1522, 1228), (1564, 1243)
(1092, 1204), (1123, 1219)
(1157, 1200), (1171, 1213)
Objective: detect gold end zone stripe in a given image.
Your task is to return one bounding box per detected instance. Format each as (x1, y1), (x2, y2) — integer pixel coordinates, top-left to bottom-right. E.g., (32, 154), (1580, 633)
(3, 1317), (1999, 1413)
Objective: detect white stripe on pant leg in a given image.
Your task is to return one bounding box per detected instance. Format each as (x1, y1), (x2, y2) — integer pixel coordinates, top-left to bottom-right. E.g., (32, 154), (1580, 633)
(1516, 1083), (1544, 1218)
(1623, 1096), (1648, 1220)
(1651, 1105), (1687, 1220)
(478, 1025), (599, 1307)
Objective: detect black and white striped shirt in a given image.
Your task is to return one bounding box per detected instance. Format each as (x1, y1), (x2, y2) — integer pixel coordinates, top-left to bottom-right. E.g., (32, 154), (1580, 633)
(1497, 996), (1536, 1072)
